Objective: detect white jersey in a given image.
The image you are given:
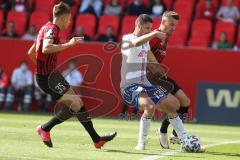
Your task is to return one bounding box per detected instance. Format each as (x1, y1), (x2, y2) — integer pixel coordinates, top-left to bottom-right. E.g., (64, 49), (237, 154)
(11, 68), (33, 86)
(120, 33), (152, 88)
(62, 69), (83, 86)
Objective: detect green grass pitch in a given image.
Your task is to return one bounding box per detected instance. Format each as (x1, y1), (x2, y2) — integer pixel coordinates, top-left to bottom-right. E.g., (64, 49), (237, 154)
(0, 112), (240, 160)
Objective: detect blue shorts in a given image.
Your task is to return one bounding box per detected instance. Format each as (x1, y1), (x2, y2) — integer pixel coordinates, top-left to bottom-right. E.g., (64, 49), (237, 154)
(121, 83), (166, 109)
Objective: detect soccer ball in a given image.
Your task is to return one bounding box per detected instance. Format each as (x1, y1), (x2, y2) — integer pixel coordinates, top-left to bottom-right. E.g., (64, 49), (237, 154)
(182, 135), (201, 152)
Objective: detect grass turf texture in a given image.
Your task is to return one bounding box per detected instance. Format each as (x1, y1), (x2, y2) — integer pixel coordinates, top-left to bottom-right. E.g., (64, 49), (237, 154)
(0, 112), (240, 160)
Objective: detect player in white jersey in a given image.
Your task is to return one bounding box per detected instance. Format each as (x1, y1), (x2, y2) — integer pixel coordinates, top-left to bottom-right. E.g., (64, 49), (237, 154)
(120, 14), (188, 150)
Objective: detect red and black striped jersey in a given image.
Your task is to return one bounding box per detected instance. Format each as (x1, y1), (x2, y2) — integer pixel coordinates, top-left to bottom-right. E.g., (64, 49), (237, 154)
(149, 35), (168, 63)
(35, 21), (60, 75)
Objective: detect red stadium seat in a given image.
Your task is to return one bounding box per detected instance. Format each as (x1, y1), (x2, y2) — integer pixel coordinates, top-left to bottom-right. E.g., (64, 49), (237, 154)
(59, 17), (74, 42)
(188, 38), (210, 47)
(168, 37), (185, 46)
(75, 14), (97, 39)
(6, 10), (27, 36)
(214, 21), (235, 44)
(188, 19), (212, 47)
(35, 0), (55, 13)
(163, 0), (173, 9)
(0, 11), (3, 31)
(98, 15), (120, 36)
(152, 18), (161, 30)
(121, 16), (137, 35)
(174, 0), (195, 23)
(30, 11), (51, 32)
(221, 0), (240, 6)
(168, 19), (190, 46)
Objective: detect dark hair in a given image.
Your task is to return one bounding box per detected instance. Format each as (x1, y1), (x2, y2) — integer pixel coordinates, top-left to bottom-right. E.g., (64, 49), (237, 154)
(135, 14), (153, 26)
(53, 2), (70, 17)
(163, 11), (180, 20)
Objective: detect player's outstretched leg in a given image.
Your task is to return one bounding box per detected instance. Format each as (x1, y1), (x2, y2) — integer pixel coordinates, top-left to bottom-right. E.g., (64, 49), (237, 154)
(156, 94), (189, 149)
(36, 105), (73, 147)
(157, 89), (190, 146)
(76, 107), (117, 149)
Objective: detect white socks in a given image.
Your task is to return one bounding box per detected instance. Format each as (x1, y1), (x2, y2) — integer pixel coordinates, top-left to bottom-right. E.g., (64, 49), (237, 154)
(137, 116), (151, 145)
(169, 116), (187, 142)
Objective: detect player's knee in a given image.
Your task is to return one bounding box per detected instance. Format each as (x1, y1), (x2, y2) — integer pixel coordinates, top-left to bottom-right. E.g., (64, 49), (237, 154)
(144, 105), (155, 117)
(182, 97), (190, 106)
(164, 97), (180, 113)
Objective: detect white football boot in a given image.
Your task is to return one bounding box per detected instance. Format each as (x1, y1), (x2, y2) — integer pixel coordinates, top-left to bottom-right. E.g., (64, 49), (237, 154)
(156, 128), (169, 149)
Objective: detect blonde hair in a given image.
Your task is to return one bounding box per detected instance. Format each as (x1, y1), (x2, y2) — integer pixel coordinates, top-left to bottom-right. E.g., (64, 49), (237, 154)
(162, 11), (179, 20)
(53, 2), (70, 17)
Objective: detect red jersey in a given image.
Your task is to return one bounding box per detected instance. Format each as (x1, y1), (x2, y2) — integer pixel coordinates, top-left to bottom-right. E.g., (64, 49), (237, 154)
(149, 36), (168, 63)
(35, 21), (60, 75)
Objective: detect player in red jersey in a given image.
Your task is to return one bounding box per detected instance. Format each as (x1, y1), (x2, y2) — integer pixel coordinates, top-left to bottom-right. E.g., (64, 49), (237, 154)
(148, 11), (191, 148)
(27, 2), (116, 148)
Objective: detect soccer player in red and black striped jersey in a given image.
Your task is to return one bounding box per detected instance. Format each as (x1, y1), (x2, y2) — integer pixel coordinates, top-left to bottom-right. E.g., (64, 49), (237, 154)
(148, 11), (190, 148)
(27, 2), (116, 148)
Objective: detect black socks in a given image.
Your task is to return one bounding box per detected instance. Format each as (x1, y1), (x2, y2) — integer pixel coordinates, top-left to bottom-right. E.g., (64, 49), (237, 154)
(76, 107), (100, 143)
(42, 105), (73, 131)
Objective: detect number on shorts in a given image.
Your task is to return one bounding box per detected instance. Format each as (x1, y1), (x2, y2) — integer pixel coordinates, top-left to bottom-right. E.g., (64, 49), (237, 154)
(55, 82), (66, 94)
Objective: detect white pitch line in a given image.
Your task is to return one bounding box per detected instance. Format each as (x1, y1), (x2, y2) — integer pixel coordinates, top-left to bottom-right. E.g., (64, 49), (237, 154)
(140, 140), (240, 160)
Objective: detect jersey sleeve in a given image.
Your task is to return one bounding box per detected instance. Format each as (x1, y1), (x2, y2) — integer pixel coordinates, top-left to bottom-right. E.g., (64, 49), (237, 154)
(121, 35), (131, 49)
(44, 26), (57, 40)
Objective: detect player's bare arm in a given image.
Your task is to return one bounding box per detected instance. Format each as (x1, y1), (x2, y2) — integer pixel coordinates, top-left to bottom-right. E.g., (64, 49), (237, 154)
(42, 36), (84, 54)
(127, 31), (166, 48)
(27, 43), (37, 65)
(147, 51), (166, 76)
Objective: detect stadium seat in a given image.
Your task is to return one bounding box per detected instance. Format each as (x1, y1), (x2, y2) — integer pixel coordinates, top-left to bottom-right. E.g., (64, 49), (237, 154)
(163, 0), (173, 9)
(59, 17), (74, 42)
(121, 16), (137, 35)
(0, 11), (3, 31)
(174, 0), (195, 23)
(188, 19), (212, 47)
(214, 21), (235, 45)
(152, 18), (161, 30)
(98, 15), (120, 36)
(188, 39), (208, 48)
(75, 14), (97, 39)
(168, 19), (190, 46)
(168, 37), (186, 46)
(30, 11), (51, 32)
(188, 38), (210, 47)
(6, 11), (27, 36)
(35, 0), (56, 13)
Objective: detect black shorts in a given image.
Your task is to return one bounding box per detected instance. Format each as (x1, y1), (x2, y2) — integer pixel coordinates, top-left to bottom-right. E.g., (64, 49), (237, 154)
(148, 75), (181, 95)
(161, 77), (181, 94)
(36, 72), (70, 101)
